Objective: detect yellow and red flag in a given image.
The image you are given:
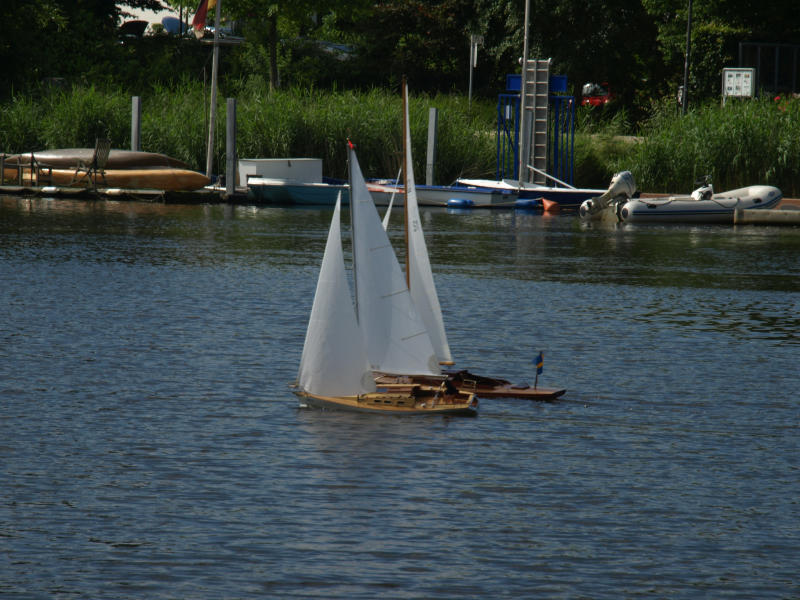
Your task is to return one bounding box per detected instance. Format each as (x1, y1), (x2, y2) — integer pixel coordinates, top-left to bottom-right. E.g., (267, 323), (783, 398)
(192, 0), (217, 38)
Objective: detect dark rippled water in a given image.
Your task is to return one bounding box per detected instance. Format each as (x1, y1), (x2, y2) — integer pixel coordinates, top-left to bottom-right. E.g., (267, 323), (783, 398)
(1, 196), (798, 598)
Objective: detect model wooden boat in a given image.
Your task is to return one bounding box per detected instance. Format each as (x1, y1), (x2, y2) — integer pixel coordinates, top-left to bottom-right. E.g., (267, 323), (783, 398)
(375, 371), (566, 401)
(375, 81), (566, 401)
(292, 151), (477, 417)
(296, 382), (478, 416)
(444, 370), (565, 400)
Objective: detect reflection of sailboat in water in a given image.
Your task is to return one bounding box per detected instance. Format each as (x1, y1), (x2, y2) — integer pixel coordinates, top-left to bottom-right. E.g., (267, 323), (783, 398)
(292, 144), (478, 416)
(376, 81), (566, 401)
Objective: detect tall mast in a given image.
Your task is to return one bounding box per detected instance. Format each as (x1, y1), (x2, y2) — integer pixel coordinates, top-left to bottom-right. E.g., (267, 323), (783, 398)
(347, 141), (359, 323)
(517, 0), (530, 183)
(205, 0), (222, 178)
(402, 76), (410, 289)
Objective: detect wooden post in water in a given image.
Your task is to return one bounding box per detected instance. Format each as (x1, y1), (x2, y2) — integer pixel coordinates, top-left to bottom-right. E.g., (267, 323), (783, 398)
(131, 96), (141, 151)
(682, 0), (693, 115)
(226, 97), (237, 197)
(205, 0), (222, 178)
(426, 107), (438, 186)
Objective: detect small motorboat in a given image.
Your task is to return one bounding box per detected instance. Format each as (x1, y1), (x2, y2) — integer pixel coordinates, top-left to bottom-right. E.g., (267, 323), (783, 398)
(619, 177), (782, 224)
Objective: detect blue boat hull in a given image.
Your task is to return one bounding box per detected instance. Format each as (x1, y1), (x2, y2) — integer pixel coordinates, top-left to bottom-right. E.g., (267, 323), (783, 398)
(247, 180), (350, 205)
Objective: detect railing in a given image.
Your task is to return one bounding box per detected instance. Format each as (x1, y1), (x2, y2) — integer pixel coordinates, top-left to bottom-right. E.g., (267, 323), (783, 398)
(0, 153), (53, 187)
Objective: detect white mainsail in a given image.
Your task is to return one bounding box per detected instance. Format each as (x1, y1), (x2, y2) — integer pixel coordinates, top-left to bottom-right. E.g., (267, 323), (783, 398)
(349, 146), (441, 376)
(403, 83), (453, 365)
(297, 194), (376, 397)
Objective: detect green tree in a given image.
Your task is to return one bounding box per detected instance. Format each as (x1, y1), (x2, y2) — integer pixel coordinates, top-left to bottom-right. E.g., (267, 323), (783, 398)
(221, 0), (372, 89)
(0, 0), (165, 97)
(642, 0), (800, 102)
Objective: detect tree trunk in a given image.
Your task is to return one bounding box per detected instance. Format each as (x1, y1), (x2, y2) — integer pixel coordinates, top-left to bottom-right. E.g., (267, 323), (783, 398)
(269, 11), (279, 90)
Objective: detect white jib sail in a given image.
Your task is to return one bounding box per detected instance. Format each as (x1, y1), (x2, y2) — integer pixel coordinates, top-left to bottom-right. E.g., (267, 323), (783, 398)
(297, 194), (376, 397)
(403, 84), (453, 365)
(349, 146), (441, 376)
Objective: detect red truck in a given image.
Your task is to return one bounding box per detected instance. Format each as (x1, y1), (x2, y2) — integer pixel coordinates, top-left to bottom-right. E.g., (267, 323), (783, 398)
(581, 82), (615, 107)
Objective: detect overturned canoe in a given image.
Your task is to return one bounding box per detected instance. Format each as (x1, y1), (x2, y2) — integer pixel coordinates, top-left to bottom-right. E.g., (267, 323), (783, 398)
(3, 148), (190, 170)
(3, 166), (210, 192)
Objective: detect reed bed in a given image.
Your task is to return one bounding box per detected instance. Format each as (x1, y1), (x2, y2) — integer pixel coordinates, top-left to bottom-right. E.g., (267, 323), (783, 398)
(613, 98), (800, 196)
(0, 81), (496, 184)
(2, 83), (799, 196)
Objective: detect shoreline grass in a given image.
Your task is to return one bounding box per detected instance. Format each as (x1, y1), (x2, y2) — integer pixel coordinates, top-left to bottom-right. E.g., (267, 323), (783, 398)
(2, 83), (798, 196)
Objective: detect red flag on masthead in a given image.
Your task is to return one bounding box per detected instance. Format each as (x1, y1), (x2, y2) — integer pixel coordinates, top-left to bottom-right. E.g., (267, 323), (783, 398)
(192, 0), (217, 39)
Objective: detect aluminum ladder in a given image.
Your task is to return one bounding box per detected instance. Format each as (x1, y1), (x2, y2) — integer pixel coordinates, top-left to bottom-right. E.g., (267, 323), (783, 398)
(518, 58), (550, 185)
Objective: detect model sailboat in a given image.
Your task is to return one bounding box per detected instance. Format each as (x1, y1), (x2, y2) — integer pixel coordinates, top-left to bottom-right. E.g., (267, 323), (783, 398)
(292, 148), (478, 416)
(374, 81), (566, 401)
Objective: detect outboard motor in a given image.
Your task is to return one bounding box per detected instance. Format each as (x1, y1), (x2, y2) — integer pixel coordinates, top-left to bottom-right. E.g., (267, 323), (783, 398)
(690, 175), (713, 201)
(579, 171), (636, 220)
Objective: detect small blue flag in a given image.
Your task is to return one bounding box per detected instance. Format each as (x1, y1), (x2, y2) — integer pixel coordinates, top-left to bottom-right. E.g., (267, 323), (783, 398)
(535, 352), (543, 375)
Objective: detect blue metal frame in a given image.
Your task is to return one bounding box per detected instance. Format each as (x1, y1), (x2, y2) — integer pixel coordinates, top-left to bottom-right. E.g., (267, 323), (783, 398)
(496, 90), (575, 185)
(496, 94), (520, 180)
(548, 95), (575, 186)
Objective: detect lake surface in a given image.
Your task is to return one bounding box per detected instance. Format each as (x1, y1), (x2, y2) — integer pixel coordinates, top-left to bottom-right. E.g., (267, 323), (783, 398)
(1, 195), (798, 598)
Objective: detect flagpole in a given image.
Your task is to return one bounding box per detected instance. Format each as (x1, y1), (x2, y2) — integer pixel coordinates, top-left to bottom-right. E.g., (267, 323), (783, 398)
(205, 0), (222, 178)
(534, 350), (543, 389)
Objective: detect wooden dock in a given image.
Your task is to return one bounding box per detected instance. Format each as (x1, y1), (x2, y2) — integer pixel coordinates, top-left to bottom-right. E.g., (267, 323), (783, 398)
(734, 198), (800, 226)
(0, 183), (252, 204)
(3, 180), (800, 225)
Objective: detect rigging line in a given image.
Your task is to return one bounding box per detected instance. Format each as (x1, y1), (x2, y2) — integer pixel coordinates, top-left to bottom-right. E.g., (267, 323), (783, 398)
(401, 330), (430, 341)
(380, 288), (409, 299)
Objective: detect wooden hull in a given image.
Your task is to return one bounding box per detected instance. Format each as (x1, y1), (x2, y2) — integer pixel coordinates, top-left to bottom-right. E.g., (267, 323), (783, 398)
(461, 383), (566, 400)
(375, 370), (566, 401)
(294, 385), (478, 416)
(445, 369), (566, 400)
(3, 167), (210, 192)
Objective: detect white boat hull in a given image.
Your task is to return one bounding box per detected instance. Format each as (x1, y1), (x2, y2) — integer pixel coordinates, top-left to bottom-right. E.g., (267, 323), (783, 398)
(620, 185), (782, 223)
(457, 177), (604, 208)
(368, 181), (517, 207)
